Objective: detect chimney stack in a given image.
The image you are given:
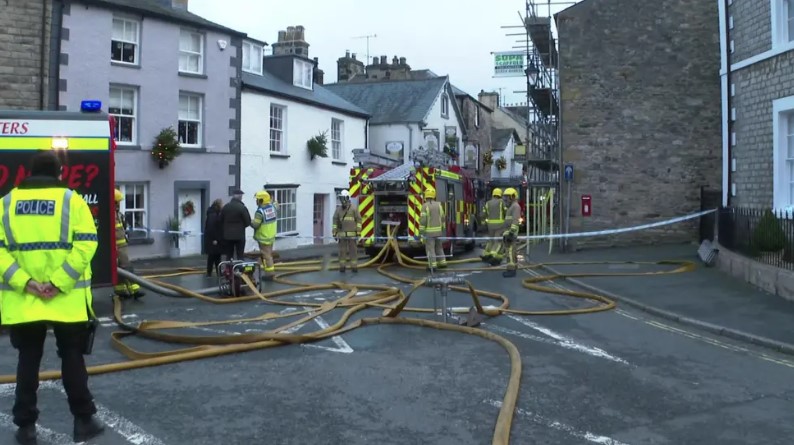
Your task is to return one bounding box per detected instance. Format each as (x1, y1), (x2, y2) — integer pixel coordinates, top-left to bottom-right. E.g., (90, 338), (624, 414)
(345, 50), (350, 58)
(171, 0), (188, 9)
(372, 57), (378, 65)
(313, 57), (324, 85)
(380, 55), (387, 65)
(399, 57), (406, 65)
(392, 56), (398, 65)
(352, 53), (357, 60)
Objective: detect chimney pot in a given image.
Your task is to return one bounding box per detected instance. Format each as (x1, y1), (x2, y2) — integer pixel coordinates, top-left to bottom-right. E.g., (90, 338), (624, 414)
(399, 57), (406, 65)
(380, 55), (387, 64)
(352, 53), (357, 60)
(345, 50), (350, 58)
(392, 56), (398, 64)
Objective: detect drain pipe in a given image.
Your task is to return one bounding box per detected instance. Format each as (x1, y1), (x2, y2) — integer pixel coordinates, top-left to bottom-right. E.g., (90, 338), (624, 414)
(718, 0), (731, 207)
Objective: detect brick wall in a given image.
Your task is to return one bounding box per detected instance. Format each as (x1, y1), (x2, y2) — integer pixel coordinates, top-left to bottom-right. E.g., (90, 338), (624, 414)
(0, 0), (53, 110)
(558, 0), (722, 249)
(729, 0), (772, 62)
(730, 44), (794, 208)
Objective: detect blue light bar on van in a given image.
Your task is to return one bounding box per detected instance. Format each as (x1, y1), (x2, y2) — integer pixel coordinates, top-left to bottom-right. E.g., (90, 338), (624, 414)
(80, 100), (102, 112)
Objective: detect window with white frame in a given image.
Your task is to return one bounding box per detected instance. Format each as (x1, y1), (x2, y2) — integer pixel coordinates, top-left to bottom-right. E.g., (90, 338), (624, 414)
(117, 183), (148, 237)
(271, 188), (297, 234)
(242, 41), (263, 74)
(111, 18), (139, 65)
(331, 118), (343, 160)
(179, 29), (203, 74)
(773, 96), (794, 210)
(772, 0), (794, 47)
(109, 86), (137, 144)
(441, 94), (449, 118)
(178, 93), (202, 147)
(270, 104), (285, 153)
(293, 59), (313, 89)
(474, 105), (480, 127)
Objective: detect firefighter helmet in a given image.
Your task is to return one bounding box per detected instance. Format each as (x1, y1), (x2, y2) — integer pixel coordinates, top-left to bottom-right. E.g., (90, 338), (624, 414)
(425, 187), (436, 200)
(339, 189), (351, 203)
(504, 188), (518, 199)
(114, 189), (124, 203)
(255, 190), (271, 204)
(492, 188), (503, 198)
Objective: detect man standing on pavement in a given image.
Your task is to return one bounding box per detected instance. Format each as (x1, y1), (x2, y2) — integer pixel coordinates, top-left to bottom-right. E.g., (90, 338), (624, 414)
(332, 190), (361, 273)
(500, 187), (522, 277)
(419, 186), (447, 272)
(0, 151), (105, 444)
(481, 188), (505, 264)
(219, 189), (251, 261)
(204, 199), (223, 277)
(113, 189), (144, 298)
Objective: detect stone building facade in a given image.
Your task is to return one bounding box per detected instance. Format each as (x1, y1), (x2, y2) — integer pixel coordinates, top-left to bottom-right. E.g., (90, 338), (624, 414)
(557, 0), (722, 249)
(724, 0), (794, 210)
(0, 0), (61, 110)
(453, 88), (494, 181)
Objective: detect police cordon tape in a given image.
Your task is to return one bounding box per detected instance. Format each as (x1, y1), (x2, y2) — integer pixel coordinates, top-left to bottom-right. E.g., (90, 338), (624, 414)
(129, 208), (717, 243)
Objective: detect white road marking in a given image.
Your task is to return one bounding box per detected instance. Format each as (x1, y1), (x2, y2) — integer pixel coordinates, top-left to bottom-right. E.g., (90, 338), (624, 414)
(485, 399), (631, 445)
(0, 381), (167, 445)
(278, 307), (353, 354)
(99, 314), (139, 328)
(506, 315), (629, 365)
(0, 413), (76, 444)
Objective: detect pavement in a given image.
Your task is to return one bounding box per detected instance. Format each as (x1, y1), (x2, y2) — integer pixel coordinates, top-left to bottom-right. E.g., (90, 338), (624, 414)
(0, 243), (793, 443)
(525, 242), (794, 354)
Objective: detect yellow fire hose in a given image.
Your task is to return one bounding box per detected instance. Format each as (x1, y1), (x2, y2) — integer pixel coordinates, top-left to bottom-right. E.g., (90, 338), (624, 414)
(0, 225), (698, 445)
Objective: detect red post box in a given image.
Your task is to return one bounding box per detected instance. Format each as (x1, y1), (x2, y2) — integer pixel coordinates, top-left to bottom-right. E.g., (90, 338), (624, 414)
(581, 195), (592, 217)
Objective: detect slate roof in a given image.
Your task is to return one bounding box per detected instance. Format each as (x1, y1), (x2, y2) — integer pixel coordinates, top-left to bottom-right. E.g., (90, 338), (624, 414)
(241, 71), (370, 118)
(76, 0), (248, 37)
(492, 128), (520, 150)
(323, 77), (449, 125)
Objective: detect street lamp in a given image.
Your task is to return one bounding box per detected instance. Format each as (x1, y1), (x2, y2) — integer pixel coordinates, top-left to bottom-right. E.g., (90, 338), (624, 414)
(525, 62), (539, 88)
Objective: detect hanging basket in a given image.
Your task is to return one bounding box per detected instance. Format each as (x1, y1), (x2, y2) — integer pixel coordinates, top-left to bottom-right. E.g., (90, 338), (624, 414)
(495, 156), (507, 171)
(483, 150), (493, 165)
(307, 131), (329, 160)
(151, 127), (181, 168)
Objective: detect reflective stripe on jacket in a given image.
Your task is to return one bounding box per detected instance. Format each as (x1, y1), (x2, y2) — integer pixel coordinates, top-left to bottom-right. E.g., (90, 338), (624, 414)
(419, 201), (445, 236)
(504, 201), (522, 233)
(0, 178), (98, 325)
(252, 204), (277, 244)
(115, 210), (127, 247)
(484, 198), (505, 228)
(332, 205), (362, 236)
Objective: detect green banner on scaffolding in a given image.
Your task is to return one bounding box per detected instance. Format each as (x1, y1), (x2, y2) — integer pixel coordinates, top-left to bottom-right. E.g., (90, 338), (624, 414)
(493, 51), (526, 77)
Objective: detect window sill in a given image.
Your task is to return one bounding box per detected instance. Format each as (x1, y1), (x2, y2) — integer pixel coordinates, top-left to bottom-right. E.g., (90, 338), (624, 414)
(276, 232), (299, 238)
(115, 144), (141, 150)
(270, 153), (290, 159)
(179, 145), (206, 153)
(178, 71), (208, 79)
(127, 237), (155, 246)
(332, 160), (347, 166)
(111, 61), (140, 69)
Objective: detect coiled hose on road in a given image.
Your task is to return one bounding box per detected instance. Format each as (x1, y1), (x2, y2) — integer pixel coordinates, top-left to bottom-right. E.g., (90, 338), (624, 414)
(0, 227), (697, 445)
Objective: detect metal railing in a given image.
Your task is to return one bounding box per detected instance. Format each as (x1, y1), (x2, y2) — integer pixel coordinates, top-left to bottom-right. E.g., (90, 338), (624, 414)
(718, 206), (794, 270)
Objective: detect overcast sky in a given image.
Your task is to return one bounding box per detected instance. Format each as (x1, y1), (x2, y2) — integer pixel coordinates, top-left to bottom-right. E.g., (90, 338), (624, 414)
(188, 0), (576, 106)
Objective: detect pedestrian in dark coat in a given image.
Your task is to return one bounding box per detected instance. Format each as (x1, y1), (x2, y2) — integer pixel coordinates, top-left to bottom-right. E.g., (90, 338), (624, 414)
(219, 190), (251, 260)
(204, 199), (223, 276)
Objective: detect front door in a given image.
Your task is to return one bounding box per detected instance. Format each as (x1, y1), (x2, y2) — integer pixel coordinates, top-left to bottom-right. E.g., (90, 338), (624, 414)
(313, 194), (325, 245)
(177, 189), (203, 256)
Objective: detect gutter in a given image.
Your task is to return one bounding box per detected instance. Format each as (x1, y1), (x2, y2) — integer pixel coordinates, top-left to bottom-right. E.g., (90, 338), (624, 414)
(405, 123), (414, 162)
(48, 0), (64, 110)
(718, 0), (731, 206)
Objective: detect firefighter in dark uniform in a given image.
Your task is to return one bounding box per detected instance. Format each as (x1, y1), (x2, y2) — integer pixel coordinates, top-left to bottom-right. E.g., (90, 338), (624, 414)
(0, 151), (105, 444)
(114, 189), (143, 299)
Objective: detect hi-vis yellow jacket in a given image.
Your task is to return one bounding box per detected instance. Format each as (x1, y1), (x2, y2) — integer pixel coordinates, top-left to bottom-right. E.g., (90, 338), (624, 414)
(0, 178), (98, 325)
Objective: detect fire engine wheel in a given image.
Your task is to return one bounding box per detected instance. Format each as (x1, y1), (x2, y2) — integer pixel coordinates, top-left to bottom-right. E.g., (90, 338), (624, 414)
(26, 229), (699, 445)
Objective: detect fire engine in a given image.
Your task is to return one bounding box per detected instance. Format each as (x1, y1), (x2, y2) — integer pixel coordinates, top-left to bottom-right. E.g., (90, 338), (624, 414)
(349, 150), (477, 257)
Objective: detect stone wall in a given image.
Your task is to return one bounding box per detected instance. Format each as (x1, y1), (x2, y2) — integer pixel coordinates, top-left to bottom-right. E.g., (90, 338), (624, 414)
(0, 0), (54, 110)
(715, 241), (794, 302)
(728, 0), (771, 63)
(730, 51), (794, 208)
(557, 0), (722, 249)
(456, 96), (493, 179)
(728, 0), (794, 209)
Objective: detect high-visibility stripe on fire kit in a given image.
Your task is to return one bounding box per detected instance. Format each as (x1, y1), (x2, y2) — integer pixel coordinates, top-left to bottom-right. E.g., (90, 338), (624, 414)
(456, 200), (463, 224)
(438, 170), (460, 181)
(359, 194), (375, 245)
(0, 137), (110, 151)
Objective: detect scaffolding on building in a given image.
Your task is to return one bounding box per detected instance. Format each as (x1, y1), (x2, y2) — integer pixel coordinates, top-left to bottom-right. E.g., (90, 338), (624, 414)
(501, 0), (581, 251)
